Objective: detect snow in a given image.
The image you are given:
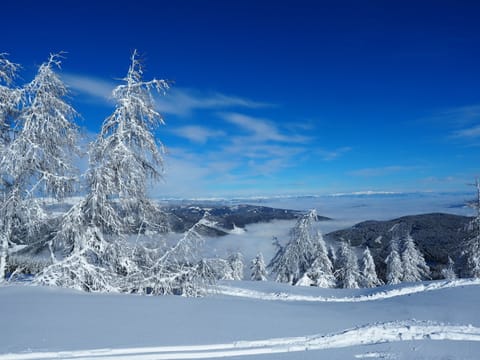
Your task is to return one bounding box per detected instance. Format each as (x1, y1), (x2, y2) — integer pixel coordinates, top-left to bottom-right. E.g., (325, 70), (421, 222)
(2, 321), (480, 359)
(2, 279), (480, 359)
(213, 278), (480, 302)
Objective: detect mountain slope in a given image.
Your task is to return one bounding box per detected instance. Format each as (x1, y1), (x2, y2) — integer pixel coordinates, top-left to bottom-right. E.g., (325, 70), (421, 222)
(326, 213), (471, 279)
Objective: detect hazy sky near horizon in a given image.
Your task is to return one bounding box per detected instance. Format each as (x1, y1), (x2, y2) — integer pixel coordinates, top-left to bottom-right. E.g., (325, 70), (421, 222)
(2, 0), (480, 198)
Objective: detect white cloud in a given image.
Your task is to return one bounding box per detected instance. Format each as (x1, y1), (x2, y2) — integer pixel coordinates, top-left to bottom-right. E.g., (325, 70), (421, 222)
(170, 125), (225, 144)
(221, 112), (310, 143)
(61, 73), (271, 116)
(62, 73), (114, 100)
(155, 88), (272, 117)
(452, 125), (480, 139)
(431, 105), (480, 127)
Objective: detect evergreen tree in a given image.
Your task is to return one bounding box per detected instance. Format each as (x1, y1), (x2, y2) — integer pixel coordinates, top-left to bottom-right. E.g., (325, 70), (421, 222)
(401, 234), (430, 282)
(464, 179), (480, 278)
(0, 53), (20, 148)
(250, 252), (267, 281)
(296, 231), (335, 287)
(328, 245), (337, 264)
(228, 252), (244, 280)
(0, 54), (21, 282)
(385, 239), (403, 285)
(268, 209), (318, 284)
(335, 241), (360, 288)
(35, 51), (169, 291)
(1, 54), (79, 281)
(132, 214), (215, 296)
(360, 246), (382, 288)
(442, 256), (457, 280)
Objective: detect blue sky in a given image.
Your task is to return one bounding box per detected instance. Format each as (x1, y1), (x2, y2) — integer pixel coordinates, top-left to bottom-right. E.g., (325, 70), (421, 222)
(2, 0), (480, 198)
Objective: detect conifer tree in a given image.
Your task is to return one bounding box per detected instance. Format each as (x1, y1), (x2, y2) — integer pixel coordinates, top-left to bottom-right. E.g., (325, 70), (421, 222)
(360, 246), (382, 288)
(401, 234), (430, 282)
(335, 240), (360, 288)
(442, 256), (457, 280)
(297, 231), (335, 287)
(35, 51), (168, 291)
(0, 54), (21, 282)
(269, 209), (318, 284)
(385, 239), (403, 285)
(464, 179), (480, 278)
(228, 252), (244, 280)
(250, 252), (267, 281)
(1, 54), (79, 281)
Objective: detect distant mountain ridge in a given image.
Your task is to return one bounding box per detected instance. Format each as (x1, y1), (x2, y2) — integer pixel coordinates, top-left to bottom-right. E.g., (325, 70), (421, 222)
(164, 204), (330, 236)
(326, 213), (472, 279)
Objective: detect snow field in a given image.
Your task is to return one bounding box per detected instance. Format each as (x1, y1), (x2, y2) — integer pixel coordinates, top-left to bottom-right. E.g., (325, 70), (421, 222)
(2, 321), (480, 360)
(2, 279), (480, 359)
(213, 278), (480, 302)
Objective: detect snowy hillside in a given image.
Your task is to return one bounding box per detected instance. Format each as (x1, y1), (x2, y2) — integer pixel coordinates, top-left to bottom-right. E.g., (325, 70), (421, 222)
(2, 279), (480, 359)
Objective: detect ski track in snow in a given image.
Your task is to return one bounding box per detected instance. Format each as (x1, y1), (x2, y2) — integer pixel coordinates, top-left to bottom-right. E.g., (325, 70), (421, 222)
(212, 278), (480, 303)
(2, 320), (480, 360)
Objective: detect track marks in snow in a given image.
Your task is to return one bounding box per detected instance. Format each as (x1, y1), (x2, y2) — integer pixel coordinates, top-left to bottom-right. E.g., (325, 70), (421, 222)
(3, 320), (480, 360)
(213, 278), (480, 302)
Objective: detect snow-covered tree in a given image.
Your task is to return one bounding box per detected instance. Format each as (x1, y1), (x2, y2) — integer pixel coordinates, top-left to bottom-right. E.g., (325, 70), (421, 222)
(0, 54), (21, 283)
(228, 252), (244, 280)
(269, 209), (319, 284)
(464, 179), (480, 278)
(334, 240), (360, 288)
(0, 53), (20, 148)
(131, 215), (215, 296)
(36, 51), (170, 292)
(360, 247), (382, 288)
(4, 53), (79, 199)
(400, 234), (430, 282)
(385, 239), (403, 285)
(328, 245), (337, 265)
(296, 231), (335, 288)
(250, 252), (267, 281)
(1, 54), (79, 282)
(88, 49), (168, 233)
(442, 256), (457, 280)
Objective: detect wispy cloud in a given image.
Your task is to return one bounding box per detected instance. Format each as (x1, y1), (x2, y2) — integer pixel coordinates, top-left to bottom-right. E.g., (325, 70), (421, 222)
(451, 124), (480, 139)
(420, 104), (480, 144)
(349, 165), (420, 177)
(62, 73), (114, 101)
(156, 88), (272, 117)
(62, 73), (271, 116)
(170, 125), (225, 144)
(424, 104), (480, 127)
(221, 112), (310, 143)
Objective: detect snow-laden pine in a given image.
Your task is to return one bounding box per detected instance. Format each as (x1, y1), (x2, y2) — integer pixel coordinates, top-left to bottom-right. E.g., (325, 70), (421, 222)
(0, 53), (20, 148)
(334, 241), (361, 288)
(1, 54), (79, 282)
(385, 239), (403, 285)
(130, 214), (216, 296)
(33, 51), (201, 293)
(360, 246), (382, 288)
(296, 231), (335, 288)
(401, 234), (430, 282)
(465, 179), (480, 278)
(269, 209), (319, 284)
(442, 256), (457, 280)
(4, 54), (79, 199)
(0, 53), (21, 283)
(227, 252), (244, 280)
(88, 50), (168, 234)
(250, 252), (267, 281)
